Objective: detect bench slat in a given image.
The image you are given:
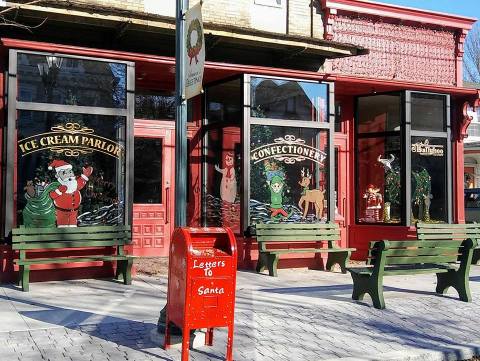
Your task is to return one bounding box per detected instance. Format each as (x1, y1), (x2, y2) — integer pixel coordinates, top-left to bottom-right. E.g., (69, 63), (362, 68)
(416, 223), (477, 229)
(255, 223), (337, 230)
(13, 232), (131, 243)
(15, 255), (131, 265)
(348, 266), (453, 276)
(381, 240), (463, 248)
(418, 233), (476, 237)
(265, 248), (356, 254)
(12, 225), (130, 235)
(257, 235), (339, 242)
(13, 240), (130, 250)
(256, 229), (340, 236)
(372, 248), (460, 257)
(385, 255), (458, 265)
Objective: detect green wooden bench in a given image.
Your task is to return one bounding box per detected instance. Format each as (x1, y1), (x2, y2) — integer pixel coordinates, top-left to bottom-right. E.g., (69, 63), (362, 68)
(255, 222), (355, 277)
(347, 238), (476, 309)
(12, 225), (133, 291)
(417, 222), (480, 264)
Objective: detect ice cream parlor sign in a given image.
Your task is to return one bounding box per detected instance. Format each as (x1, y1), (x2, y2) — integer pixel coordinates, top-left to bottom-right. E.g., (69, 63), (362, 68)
(18, 122), (124, 159)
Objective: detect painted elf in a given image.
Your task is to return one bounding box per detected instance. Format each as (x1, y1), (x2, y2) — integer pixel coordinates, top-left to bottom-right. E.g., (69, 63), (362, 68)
(48, 160), (93, 227)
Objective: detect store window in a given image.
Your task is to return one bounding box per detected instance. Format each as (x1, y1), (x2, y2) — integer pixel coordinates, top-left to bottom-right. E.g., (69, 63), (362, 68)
(250, 77), (328, 122)
(355, 92), (451, 225)
(411, 137), (447, 222)
(203, 80), (241, 233)
(249, 125), (328, 224)
(17, 53), (127, 108)
(206, 78), (242, 124)
(134, 138), (162, 204)
(10, 51), (133, 232)
(248, 77), (333, 227)
(203, 76), (333, 234)
(135, 91), (175, 120)
(411, 93), (446, 132)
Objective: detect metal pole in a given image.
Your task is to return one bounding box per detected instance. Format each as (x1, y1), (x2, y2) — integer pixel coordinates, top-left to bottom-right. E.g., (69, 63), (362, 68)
(175, 0), (189, 227)
(158, 0), (189, 335)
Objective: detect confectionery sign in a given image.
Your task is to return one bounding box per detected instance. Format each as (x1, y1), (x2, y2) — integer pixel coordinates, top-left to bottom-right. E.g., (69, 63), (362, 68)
(251, 135), (327, 165)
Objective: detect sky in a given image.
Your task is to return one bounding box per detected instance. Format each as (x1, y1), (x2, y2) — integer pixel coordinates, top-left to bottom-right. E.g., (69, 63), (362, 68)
(374, 0), (480, 21)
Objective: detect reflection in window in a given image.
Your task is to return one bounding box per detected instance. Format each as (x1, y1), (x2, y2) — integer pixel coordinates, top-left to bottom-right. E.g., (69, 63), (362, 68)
(250, 77), (328, 122)
(135, 92), (175, 120)
(17, 53), (127, 108)
(134, 138), (162, 204)
(411, 137), (447, 223)
(357, 94), (401, 133)
(16, 111), (126, 227)
(411, 93), (446, 132)
(206, 79), (242, 124)
(250, 125), (328, 224)
(204, 127), (241, 233)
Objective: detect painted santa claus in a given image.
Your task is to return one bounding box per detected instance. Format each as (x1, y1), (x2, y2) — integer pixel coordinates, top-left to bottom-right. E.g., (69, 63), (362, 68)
(48, 160), (93, 227)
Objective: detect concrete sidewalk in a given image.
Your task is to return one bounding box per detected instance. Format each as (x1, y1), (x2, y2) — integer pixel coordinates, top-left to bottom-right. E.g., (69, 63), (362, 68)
(1, 267), (480, 361)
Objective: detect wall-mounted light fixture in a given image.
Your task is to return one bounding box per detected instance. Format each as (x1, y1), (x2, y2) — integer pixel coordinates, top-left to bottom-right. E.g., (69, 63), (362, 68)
(37, 55), (63, 77)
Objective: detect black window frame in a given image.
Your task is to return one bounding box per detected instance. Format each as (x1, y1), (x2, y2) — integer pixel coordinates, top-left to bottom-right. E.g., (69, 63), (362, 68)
(354, 90), (452, 226)
(201, 74), (335, 235)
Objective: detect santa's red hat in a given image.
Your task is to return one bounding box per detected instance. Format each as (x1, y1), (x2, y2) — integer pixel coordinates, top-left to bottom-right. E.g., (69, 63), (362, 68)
(48, 160), (72, 171)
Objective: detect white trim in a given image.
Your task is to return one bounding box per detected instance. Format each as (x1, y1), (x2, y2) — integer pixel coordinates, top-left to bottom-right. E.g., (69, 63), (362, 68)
(55, 189), (62, 195)
(54, 164), (72, 171)
(81, 174), (89, 181)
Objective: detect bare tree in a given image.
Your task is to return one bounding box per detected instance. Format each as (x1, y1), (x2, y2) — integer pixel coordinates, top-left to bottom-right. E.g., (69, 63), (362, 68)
(465, 22), (480, 83)
(0, 0), (47, 33)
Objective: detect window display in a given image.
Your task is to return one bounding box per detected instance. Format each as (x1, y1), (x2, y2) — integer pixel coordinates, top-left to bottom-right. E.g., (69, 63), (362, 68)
(17, 111), (126, 227)
(357, 136), (402, 224)
(411, 137), (447, 222)
(249, 125), (328, 224)
(204, 127), (241, 233)
(356, 92), (450, 225)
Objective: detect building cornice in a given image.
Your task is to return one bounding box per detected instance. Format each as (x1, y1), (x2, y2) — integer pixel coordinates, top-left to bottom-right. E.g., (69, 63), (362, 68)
(322, 0), (476, 31)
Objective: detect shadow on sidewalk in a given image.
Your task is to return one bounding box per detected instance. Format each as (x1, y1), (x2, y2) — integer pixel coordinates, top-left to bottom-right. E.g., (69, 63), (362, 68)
(0, 293), (174, 360)
(258, 283), (461, 301)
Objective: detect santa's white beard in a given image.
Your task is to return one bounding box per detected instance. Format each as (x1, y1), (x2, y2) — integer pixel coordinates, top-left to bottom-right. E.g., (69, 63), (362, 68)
(58, 178), (78, 193)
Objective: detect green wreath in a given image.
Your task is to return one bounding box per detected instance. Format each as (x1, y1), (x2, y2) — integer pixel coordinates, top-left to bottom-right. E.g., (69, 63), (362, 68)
(187, 18), (203, 65)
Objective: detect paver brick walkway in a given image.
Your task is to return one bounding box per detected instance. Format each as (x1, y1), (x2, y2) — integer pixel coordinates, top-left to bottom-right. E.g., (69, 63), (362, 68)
(1, 267), (480, 360)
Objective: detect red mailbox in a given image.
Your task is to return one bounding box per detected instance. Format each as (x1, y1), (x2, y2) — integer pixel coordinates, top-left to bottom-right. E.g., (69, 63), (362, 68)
(164, 227), (237, 361)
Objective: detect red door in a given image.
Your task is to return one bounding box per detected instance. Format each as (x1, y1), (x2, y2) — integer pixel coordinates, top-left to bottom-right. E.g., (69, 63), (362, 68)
(334, 98), (351, 249)
(132, 120), (175, 256)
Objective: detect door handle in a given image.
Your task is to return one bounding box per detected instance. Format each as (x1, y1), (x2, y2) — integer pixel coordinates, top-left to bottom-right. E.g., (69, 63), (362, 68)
(165, 187), (170, 224)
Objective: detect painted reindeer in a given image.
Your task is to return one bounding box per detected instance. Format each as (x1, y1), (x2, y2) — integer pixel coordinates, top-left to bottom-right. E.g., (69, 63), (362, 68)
(298, 168), (325, 219)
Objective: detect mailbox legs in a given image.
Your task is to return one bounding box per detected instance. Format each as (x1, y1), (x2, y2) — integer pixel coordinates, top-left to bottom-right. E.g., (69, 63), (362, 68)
(226, 324), (234, 361)
(181, 325), (191, 361)
(205, 328), (214, 346)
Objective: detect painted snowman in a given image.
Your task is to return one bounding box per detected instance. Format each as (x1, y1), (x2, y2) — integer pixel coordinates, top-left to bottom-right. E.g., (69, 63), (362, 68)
(215, 152), (237, 203)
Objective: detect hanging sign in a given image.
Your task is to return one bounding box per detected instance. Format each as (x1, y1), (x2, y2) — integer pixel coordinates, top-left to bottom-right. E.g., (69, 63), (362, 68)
(184, 2), (205, 100)
(17, 122), (125, 159)
(411, 139), (444, 157)
(251, 135), (327, 165)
